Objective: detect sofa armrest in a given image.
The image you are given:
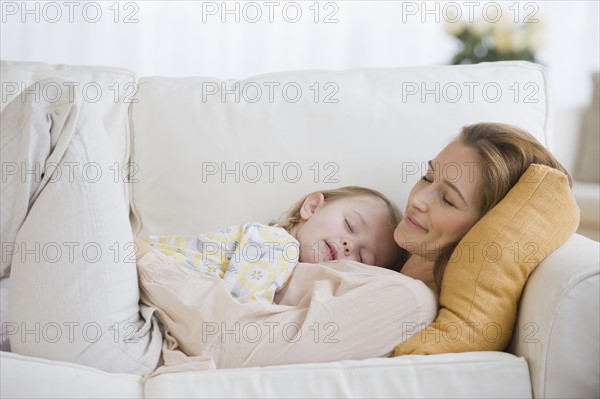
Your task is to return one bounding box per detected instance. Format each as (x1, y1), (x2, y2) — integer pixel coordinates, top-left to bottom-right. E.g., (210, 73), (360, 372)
(573, 182), (600, 241)
(509, 234), (599, 398)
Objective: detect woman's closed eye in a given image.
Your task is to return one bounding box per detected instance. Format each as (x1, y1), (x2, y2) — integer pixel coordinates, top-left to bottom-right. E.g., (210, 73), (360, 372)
(421, 173), (456, 207)
(442, 195), (455, 207)
(421, 170), (437, 183)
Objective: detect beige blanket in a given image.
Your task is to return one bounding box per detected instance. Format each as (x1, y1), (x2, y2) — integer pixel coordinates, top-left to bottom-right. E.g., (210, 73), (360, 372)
(137, 250), (437, 375)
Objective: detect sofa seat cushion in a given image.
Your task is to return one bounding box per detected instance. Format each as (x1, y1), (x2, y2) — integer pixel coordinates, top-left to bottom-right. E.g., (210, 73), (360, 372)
(0, 351), (143, 398)
(144, 351), (532, 398)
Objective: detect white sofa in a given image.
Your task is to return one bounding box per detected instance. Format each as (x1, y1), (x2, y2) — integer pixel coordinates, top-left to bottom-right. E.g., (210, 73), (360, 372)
(1, 60), (598, 398)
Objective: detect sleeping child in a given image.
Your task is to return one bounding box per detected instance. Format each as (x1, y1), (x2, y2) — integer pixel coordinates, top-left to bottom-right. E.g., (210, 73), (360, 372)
(135, 186), (404, 303)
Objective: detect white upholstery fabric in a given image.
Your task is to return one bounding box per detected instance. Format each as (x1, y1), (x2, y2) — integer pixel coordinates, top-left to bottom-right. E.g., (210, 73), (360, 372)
(0, 352), (142, 398)
(129, 62), (552, 236)
(511, 234), (600, 398)
(573, 182), (600, 241)
(144, 352), (532, 399)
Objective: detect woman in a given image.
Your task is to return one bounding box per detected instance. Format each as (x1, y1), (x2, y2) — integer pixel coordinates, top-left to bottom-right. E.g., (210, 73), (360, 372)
(0, 80), (569, 374)
(395, 123), (570, 291)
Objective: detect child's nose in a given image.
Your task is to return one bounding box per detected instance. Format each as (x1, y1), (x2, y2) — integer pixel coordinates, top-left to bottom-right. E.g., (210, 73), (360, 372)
(342, 240), (354, 256)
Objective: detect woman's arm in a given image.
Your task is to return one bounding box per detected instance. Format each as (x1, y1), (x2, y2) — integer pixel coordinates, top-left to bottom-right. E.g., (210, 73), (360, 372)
(138, 259), (438, 371)
(134, 236), (154, 261)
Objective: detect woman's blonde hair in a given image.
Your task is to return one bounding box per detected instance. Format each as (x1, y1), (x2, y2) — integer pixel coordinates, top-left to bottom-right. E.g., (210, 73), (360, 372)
(275, 186), (408, 271)
(433, 122), (572, 288)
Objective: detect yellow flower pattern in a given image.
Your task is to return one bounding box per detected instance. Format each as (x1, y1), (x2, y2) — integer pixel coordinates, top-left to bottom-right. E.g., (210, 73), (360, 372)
(142, 223), (299, 303)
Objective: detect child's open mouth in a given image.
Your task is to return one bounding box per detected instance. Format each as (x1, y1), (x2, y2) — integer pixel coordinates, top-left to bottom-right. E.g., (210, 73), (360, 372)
(325, 241), (337, 261)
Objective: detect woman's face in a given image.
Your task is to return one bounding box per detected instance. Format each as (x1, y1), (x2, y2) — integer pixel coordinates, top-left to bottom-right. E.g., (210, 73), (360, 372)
(394, 141), (484, 261)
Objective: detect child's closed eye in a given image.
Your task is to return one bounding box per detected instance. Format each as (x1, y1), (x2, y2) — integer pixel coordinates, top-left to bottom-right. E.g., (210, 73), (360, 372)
(345, 218), (354, 233)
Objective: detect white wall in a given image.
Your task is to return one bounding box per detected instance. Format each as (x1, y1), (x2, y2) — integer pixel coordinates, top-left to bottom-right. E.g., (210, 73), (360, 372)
(1, 0), (599, 169)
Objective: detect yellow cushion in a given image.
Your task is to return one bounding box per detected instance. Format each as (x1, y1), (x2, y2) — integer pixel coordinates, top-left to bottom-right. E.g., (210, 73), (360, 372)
(394, 164), (580, 355)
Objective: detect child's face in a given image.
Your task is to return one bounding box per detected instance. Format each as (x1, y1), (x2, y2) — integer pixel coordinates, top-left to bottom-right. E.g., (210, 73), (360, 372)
(292, 194), (398, 268)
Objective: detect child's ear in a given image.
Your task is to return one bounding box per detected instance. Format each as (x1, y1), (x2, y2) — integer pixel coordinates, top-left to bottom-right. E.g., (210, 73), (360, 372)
(299, 192), (325, 220)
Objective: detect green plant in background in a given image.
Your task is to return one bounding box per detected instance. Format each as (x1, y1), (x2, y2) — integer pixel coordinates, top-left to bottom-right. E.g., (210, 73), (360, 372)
(447, 18), (543, 64)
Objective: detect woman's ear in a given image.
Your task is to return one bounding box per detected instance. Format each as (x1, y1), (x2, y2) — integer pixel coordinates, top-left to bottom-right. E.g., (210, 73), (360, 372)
(299, 192), (325, 220)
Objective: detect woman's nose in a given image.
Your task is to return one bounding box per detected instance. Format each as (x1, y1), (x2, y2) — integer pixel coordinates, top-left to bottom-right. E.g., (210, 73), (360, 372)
(410, 187), (430, 211)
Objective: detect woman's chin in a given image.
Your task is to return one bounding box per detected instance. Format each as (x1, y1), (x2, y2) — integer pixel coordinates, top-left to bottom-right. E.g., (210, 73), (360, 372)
(394, 224), (413, 246)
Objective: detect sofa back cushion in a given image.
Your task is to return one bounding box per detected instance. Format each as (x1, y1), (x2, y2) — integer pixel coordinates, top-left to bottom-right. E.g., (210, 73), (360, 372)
(128, 62), (552, 236)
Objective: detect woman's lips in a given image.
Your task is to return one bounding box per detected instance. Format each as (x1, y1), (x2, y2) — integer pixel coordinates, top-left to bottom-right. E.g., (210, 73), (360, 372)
(405, 214), (428, 231)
